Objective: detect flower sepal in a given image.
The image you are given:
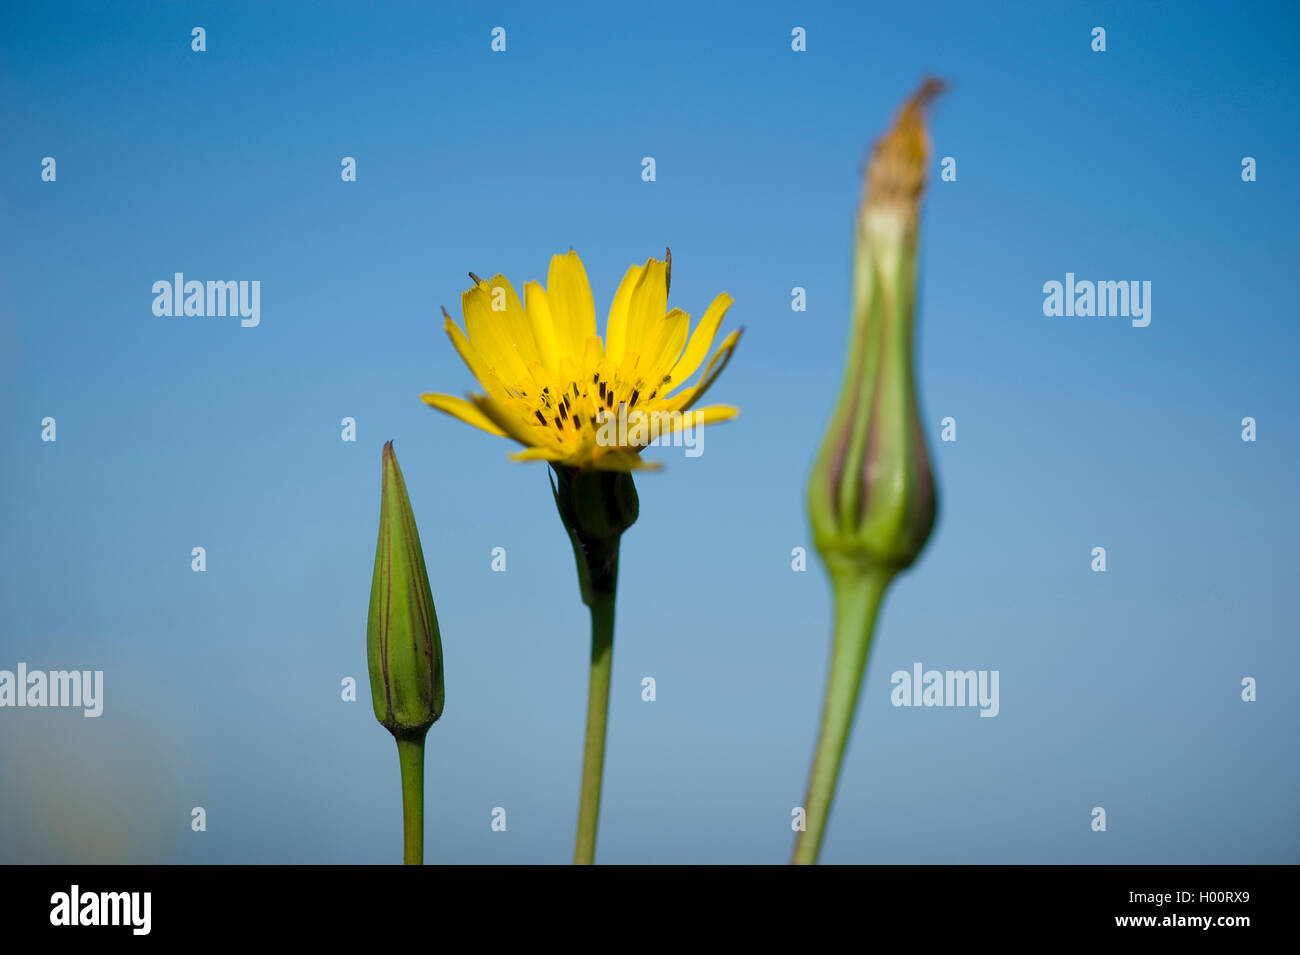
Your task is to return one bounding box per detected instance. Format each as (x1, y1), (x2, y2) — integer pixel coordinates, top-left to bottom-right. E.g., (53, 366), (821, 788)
(550, 465), (639, 605)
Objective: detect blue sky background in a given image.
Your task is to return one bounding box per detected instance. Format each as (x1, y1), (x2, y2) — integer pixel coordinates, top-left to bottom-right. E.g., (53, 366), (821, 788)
(1, 0), (1297, 863)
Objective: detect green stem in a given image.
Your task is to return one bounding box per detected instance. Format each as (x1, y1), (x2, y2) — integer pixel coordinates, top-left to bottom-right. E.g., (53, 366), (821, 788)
(396, 733), (426, 865)
(574, 590), (616, 865)
(792, 568), (892, 865)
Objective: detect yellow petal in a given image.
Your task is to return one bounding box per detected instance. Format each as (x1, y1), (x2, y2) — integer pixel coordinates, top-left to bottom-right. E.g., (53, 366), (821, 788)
(420, 393), (508, 437)
(546, 250), (598, 360)
(667, 292), (732, 390)
(655, 404), (740, 435)
(603, 263), (645, 364)
(463, 280), (533, 386)
(621, 257), (668, 363)
(581, 335), (605, 370)
(491, 274), (542, 365)
(616, 350), (641, 388)
(636, 308), (689, 381)
(443, 310), (507, 398)
(471, 394), (560, 451)
(524, 280), (561, 372)
(658, 385), (697, 412)
(679, 328), (742, 412)
(510, 446), (566, 462)
(591, 449), (660, 471)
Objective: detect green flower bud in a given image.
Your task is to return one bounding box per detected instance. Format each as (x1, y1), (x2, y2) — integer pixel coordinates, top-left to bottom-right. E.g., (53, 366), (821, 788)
(795, 79), (946, 867)
(367, 441), (445, 738)
(808, 79), (942, 578)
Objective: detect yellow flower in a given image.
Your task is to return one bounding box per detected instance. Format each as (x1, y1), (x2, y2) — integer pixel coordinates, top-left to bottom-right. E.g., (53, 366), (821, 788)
(421, 249), (741, 470)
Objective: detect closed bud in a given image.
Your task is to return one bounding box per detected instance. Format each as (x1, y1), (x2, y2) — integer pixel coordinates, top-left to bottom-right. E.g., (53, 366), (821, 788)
(808, 79), (942, 577)
(367, 441), (445, 737)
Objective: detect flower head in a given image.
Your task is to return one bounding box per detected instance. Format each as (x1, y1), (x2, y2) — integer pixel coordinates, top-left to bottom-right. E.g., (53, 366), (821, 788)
(422, 249), (740, 470)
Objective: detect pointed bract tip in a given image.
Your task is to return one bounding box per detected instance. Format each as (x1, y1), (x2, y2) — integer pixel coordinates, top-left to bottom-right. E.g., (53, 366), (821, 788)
(863, 76), (947, 214)
(381, 440), (400, 479)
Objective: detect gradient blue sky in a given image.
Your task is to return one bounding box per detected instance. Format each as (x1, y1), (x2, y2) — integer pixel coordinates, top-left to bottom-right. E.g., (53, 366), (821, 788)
(2, 0), (1297, 863)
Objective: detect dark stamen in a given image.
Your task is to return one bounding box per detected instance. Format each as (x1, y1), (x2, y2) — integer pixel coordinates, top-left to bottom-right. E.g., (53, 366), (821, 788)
(534, 411), (547, 425)
(629, 389), (640, 407)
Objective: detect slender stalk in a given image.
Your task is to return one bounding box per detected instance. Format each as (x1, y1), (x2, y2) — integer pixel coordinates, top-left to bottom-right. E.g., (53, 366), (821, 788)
(396, 733), (426, 865)
(550, 464), (636, 864)
(792, 568), (892, 865)
(574, 590), (616, 865)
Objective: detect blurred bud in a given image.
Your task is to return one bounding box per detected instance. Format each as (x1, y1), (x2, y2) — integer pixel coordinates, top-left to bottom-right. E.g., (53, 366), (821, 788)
(808, 79), (943, 577)
(367, 441), (445, 737)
